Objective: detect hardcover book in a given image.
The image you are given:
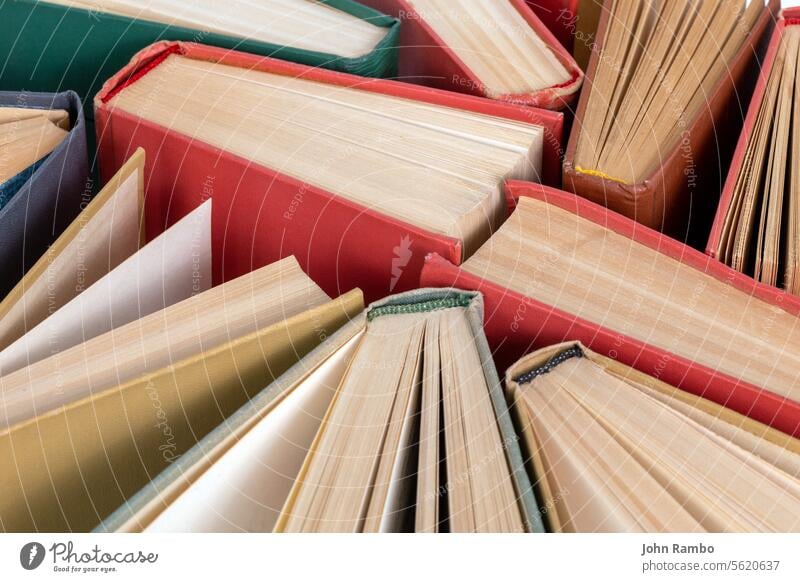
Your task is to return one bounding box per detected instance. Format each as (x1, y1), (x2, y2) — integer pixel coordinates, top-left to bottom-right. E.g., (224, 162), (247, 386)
(421, 182), (800, 437)
(507, 342), (800, 532)
(94, 41), (563, 302)
(97, 289), (542, 533)
(0, 257), (363, 532)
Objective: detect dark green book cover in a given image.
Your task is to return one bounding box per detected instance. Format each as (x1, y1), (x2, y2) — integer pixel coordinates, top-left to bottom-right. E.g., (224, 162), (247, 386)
(0, 0), (399, 121)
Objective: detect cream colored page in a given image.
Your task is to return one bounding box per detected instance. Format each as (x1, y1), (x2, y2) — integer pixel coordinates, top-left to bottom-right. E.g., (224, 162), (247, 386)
(630, 381), (800, 477)
(574, 0), (761, 183)
(0, 200), (212, 381)
(556, 359), (800, 531)
(522, 385), (702, 532)
(0, 257), (325, 433)
(0, 170), (141, 350)
(281, 315), (421, 532)
(377, 342), (423, 533)
(0, 116), (67, 181)
(445, 308), (523, 532)
(50, 0), (387, 58)
(414, 315), (441, 532)
(145, 332), (363, 533)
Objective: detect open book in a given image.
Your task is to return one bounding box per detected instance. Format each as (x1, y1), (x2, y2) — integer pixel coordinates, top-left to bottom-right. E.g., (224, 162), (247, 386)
(572, 0), (764, 185)
(0, 149), (212, 377)
(507, 343), (800, 532)
(97, 290), (540, 533)
(563, 0), (773, 234)
(712, 23), (800, 293)
(101, 315), (369, 533)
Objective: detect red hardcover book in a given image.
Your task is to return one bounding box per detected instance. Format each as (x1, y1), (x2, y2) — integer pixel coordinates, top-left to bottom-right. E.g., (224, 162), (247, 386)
(95, 41), (563, 303)
(707, 9), (800, 260)
(562, 0), (777, 238)
(421, 181), (800, 437)
(358, 0), (582, 110)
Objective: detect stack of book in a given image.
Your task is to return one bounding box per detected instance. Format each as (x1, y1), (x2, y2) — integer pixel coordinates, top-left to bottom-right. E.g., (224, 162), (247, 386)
(1, 0), (799, 534)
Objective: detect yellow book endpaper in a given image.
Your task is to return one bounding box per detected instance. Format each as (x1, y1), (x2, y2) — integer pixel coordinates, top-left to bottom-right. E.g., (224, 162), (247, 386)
(0, 289), (364, 532)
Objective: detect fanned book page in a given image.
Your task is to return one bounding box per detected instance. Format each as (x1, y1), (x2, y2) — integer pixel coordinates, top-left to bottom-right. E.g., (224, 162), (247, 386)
(0, 200), (211, 376)
(403, 0), (572, 97)
(716, 26), (800, 293)
(106, 54), (544, 256)
(142, 327), (366, 533)
(47, 0), (389, 59)
(0, 259), (361, 533)
(461, 196), (800, 405)
(509, 345), (800, 532)
(573, 0), (763, 184)
(277, 294), (527, 532)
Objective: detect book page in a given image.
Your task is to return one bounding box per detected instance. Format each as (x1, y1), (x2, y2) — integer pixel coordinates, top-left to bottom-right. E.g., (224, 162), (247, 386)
(0, 200), (212, 377)
(145, 332), (362, 533)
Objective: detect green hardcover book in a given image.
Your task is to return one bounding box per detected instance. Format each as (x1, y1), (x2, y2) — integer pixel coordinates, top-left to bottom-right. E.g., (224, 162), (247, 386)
(0, 0), (399, 121)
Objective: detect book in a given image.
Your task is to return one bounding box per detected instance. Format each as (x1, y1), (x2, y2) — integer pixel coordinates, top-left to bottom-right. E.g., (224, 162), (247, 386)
(95, 41), (563, 302)
(0, 259), (363, 532)
(420, 182), (800, 437)
(525, 0), (580, 55)
(0, 91), (89, 299)
(507, 342), (800, 532)
(275, 290), (541, 533)
(0, 0), (400, 122)
(0, 252), (325, 430)
(359, 0), (582, 109)
(563, 0), (776, 236)
(708, 11), (800, 295)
